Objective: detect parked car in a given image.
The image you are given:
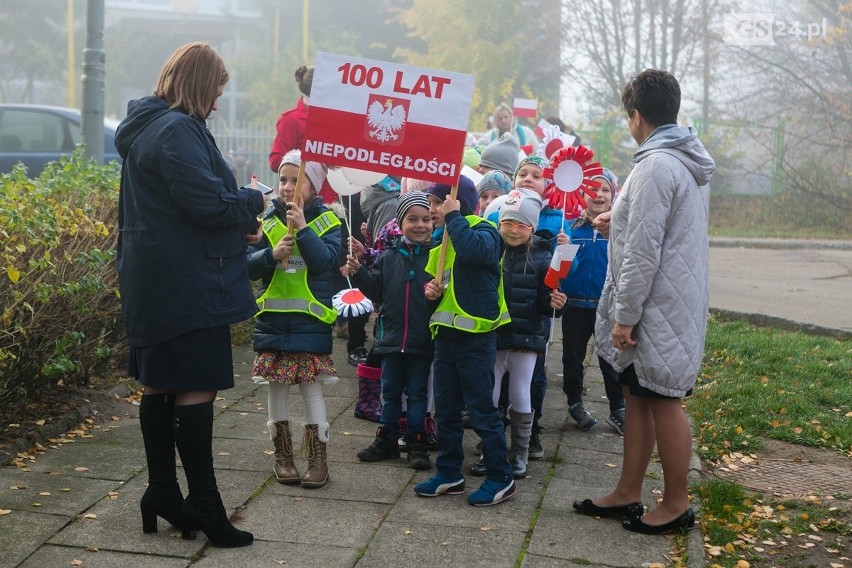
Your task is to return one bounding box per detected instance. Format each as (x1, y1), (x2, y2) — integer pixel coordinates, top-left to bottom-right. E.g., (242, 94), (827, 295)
(0, 104), (121, 176)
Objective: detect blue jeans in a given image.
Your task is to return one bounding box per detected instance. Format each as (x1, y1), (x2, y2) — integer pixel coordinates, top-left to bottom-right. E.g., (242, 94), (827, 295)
(433, 329), (511, 483)
(379, 352), (431, 439)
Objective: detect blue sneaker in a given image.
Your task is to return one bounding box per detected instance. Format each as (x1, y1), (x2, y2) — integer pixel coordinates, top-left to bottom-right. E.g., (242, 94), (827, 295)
(467, 478), (516, 506)
(414, 475), (465, 497)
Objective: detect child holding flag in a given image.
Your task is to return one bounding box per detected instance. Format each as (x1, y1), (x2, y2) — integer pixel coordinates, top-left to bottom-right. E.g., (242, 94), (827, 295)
(414, 176), (516, 507)
(560, 168), (626, 434)
(247, 150), (341, 489)
(472, 189), (566, 479)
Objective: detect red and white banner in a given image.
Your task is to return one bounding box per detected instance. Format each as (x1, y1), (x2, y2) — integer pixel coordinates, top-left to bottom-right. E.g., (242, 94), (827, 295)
(513, 97), (538, 119)
(302, 52), (475, 185)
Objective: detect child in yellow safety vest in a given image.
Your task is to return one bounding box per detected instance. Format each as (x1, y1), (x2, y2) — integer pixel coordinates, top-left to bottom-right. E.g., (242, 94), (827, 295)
(246, 150), (341, 489)
(412, 175), (516, 507)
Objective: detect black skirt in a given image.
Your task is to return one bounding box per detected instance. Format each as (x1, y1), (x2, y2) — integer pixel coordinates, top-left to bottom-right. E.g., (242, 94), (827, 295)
(128, 326), (234, 391)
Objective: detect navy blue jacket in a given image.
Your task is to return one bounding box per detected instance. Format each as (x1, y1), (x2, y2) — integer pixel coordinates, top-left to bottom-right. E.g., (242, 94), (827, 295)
(246, 197), (341, 354)
(496, 235), (562, 354)
(441, 211), (502, 322)
(560, 216), (608, 308)
(115, 96), (264, 347)
(352, 237), (434, 356)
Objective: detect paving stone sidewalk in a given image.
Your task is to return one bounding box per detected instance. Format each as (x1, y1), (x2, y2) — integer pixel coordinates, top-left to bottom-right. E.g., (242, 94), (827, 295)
(0, 325), (702, 568)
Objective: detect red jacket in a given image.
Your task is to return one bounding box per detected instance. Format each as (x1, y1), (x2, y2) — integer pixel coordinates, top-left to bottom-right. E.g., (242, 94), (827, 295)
(268, 97), (335, 203)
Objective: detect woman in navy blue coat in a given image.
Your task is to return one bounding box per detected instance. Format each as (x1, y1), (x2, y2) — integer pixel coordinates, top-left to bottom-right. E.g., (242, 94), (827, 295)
(115, 42), (263, 547)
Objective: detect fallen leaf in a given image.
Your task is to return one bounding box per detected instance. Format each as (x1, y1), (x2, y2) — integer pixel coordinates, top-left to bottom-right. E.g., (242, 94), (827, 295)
(82, 513), (97, 519)
(263, 450), (274, 455)
(10, 485), (25, 490)
(0, 509), (11, 515)
(441, 542), (449, 546)
(74, 467), (89, 472)
(85, 547), (99, 552)
(39, 492), (51, 496)
(111, 416), (120, 421)
(736, 561), (750, 568)
(60, 488), (71, 492)
(71, 560), (83, 566)
(35, 419), (46, 426)
(404, 530), (413, 535)
(217, 452), (230, 456)
(276, 561), (288, 565)
(605, 463), (616, 468)
(239, 412), (248, 416)
(32, 502), (42, 507)
(480, 526), (491, 531)
(293, 497), (303, 501)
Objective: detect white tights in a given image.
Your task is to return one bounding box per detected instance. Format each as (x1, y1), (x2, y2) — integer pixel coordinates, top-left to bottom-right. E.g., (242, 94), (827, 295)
(268, 381), (327, 425)
(492, 350), (537, 413)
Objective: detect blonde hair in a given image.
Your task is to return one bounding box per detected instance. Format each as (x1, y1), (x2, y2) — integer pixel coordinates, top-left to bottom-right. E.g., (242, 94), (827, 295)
(154, 42), (228, 120)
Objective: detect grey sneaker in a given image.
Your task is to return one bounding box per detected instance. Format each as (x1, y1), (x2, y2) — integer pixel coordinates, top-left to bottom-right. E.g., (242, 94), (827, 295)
(606, 408), (625, 436)
(569, 402), (597, 431)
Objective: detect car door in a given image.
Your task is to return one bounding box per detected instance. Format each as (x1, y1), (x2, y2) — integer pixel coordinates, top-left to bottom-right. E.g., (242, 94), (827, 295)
(0, 107), (75, 175)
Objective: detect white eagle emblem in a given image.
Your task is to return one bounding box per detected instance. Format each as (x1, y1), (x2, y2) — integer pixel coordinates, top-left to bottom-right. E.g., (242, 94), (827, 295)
(367, 98), (407, 143)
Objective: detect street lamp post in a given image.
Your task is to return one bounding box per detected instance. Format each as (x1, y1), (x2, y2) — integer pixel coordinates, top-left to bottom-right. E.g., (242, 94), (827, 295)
(81, 0), (105, 165)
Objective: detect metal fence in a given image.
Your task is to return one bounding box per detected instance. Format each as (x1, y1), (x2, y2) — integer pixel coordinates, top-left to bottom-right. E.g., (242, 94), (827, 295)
(209, 119), (278, 188)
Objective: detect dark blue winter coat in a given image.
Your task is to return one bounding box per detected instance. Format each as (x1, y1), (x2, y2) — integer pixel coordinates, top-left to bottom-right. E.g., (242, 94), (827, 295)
(246, 197), (341, 354)
(496, 234), (562, 354)
(352, 237), (435, 356)
(440, 211), (502, 322)
(114, 96), (264, 347)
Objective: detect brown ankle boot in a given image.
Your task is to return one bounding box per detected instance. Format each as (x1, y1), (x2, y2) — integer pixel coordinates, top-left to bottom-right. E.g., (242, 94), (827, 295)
(268, 420), (300, 484)
(300, 423), (329, 488)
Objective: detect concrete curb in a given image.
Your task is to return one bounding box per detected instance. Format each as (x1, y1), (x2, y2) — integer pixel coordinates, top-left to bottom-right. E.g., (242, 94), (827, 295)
(709, 237), (852, 250)
(710, 308), (852, 340)
(0, 380), (137, 466)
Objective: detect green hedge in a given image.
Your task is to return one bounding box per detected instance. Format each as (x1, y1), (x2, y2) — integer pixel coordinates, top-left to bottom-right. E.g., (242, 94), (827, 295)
(0, 149), (125, 421)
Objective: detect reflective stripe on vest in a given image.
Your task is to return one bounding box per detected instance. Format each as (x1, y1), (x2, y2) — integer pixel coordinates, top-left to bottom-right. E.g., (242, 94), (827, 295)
(426, 215), (510, 337)
(256, 210), (340, 324)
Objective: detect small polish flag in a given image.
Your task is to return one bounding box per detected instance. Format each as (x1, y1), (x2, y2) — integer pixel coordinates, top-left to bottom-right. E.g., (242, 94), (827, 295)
(534, 118), (552, 140)
(513, 97), (538, 119)
(544, 243), (579, 289)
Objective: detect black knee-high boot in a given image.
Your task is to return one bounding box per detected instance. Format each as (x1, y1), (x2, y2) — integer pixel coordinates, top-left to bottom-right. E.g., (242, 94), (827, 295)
(173, 402), (253, 548)
(139, 393), (184, 533)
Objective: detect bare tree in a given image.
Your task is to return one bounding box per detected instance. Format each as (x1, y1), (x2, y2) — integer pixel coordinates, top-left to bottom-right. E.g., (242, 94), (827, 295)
(560, 0), (723, 112)
(718, 0), (851, 210)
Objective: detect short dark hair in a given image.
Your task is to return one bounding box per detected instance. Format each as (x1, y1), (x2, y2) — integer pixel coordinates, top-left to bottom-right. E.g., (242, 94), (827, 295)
(621, 69), (680, 127)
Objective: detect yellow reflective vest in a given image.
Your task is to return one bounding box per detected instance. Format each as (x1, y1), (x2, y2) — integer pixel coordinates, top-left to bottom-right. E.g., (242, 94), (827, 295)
(255, 211), (340, 324)
(425, 215), (510, 338)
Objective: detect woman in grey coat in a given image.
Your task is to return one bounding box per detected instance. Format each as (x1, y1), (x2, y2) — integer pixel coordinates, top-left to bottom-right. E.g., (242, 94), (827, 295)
(573, 69), (714, 534)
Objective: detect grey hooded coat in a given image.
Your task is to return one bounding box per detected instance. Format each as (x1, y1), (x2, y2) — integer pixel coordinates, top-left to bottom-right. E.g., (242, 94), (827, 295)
(595, 125), (715, 397)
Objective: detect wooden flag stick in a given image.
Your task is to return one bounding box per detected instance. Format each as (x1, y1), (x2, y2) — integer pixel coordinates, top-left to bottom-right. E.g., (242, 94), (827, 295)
(434, 183), (459, 281)
(281, 160), (307, 268)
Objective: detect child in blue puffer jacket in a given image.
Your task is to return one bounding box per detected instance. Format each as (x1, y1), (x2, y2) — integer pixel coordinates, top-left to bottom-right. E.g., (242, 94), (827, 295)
(559, 168), (625, 434)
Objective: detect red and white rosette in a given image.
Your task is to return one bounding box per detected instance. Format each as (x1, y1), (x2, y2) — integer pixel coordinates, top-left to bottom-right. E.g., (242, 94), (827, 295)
(332, 287), (373, 317)
(543, 145), (603, 218)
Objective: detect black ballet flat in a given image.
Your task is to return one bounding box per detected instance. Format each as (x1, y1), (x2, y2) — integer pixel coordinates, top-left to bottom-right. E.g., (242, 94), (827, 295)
(622, 507), (695, 534)
(573, 499), (645, 519)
